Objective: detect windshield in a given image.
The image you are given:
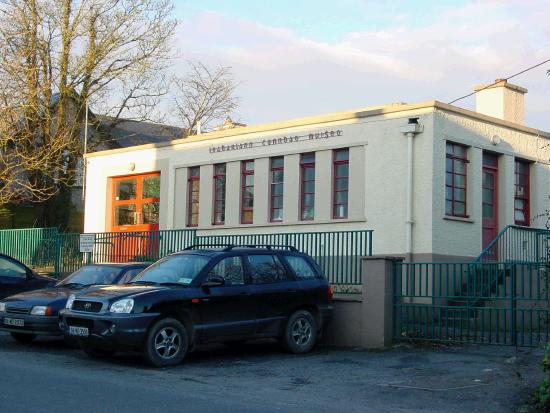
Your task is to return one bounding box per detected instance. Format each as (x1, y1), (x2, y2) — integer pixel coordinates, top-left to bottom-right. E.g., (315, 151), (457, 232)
(131, 254), (209, 285)
(58, 265), (122, 286)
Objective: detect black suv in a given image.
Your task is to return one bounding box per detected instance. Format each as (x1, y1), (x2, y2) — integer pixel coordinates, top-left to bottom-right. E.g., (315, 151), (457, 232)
(59, 245), (333, 367)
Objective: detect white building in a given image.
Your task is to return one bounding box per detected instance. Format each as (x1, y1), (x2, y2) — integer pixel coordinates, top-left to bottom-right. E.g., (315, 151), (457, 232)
(83, 80), (550, 261)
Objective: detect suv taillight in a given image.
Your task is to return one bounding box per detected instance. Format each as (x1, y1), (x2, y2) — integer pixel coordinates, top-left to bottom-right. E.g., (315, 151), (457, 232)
(327, 284), (334, 300)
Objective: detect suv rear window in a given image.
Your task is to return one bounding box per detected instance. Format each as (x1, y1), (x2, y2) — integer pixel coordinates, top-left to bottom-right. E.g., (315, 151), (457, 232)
(247, 254), (288, 284)
(285, 256), (317, 279)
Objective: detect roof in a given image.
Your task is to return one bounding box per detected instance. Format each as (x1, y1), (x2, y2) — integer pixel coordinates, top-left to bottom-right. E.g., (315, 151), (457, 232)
(90, 117), (186, 151)
(85, 262), (151, 267)
(85, 100), (550, 158)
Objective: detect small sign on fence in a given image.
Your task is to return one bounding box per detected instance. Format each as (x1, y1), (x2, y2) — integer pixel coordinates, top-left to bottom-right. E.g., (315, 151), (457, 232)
(79, 234), (95, 253)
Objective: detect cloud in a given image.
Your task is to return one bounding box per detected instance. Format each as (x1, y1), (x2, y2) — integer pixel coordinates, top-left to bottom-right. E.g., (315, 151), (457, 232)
(173, 1), (550, 130)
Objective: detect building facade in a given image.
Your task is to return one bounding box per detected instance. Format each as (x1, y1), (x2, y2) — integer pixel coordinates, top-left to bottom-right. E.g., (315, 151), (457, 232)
(83, 81), (550, 261)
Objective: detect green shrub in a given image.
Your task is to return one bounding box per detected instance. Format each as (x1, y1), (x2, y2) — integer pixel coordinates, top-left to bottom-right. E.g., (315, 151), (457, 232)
(534, 344), (550, 412)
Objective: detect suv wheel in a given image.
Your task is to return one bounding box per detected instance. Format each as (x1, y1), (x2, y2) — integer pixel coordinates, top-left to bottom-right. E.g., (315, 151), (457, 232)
(283, 310), (317, 354)
(143, 318), (188, 367)
(10, 332), (36, 344)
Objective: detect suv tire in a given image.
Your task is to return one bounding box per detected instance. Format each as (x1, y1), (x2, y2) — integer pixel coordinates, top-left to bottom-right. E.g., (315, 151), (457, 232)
(10, 332), (36, 344)
(282, 310), (317, 354)
(143, 317), (188, 367)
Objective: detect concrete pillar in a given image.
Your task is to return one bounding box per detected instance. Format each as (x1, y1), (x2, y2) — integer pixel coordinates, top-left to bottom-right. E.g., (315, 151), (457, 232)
(225, 161), (241, 226)
(361, 256), (403, 348)
(253, 158), (269, 225)
(316, 150), (332, 221)
(283, 154), (300, 222)
(173, 167), (188, 228)
(348, 145), (366, 220)
(499, 154), (515, 229)
(198, 164), (213, 227)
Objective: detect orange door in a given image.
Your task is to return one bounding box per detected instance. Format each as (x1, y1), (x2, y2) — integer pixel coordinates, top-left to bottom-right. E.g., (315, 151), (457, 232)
(110, 172), (160, 261)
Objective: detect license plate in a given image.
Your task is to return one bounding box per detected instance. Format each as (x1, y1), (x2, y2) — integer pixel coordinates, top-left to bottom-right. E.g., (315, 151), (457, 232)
(68, 326), (89, 337)
(3, 318), (24, 327)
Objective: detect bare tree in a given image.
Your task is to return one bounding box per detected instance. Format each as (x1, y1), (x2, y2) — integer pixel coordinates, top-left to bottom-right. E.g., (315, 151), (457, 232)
(0, 0), (177, 205)
(172, 61), (239, 135)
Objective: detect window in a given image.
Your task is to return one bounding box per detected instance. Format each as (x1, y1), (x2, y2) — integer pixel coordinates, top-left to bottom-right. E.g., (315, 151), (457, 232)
(270, 157), (284, 222)
(207, 256), (244, 285)
(300, 153), (315, 220)
(445, 142), (469, 217)
(247, 254), (287, 284)
(118, 268), (144, 284)
(0, 257), (27, 278)
(111, 173), (160, 229)
(285, 256), (317, 279)
(187, 167), (200, 227)
(132, 254), (210, 285)
(515, 160), (530, 226)
(213, 164), (226, 225)
(241, 160), (255, 224)
(333, 149), (349, 219)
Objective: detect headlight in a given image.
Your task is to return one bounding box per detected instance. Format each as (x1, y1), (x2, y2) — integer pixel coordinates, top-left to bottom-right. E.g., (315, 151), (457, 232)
(66, 294), (76, 309)
(31, 306), (53, 316)
(110, 299), (134, 314)
(0, 303), (5, 313)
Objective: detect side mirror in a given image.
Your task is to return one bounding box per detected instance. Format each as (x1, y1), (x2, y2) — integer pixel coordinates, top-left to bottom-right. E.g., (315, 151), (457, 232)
(202, 275), (225, 288)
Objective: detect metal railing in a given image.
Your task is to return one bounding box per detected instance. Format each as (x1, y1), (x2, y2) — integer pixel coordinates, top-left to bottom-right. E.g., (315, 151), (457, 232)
(0, 227), (373, 285)
(475, 225), (550, 263)
(394, 261), (550, 347)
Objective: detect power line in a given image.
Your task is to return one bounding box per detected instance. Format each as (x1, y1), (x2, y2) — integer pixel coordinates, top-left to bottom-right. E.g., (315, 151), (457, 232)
(448, 58), (550, 105)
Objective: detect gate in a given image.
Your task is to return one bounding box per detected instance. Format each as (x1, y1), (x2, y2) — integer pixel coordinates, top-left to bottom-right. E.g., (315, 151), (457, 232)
(393, 261), (550, 347)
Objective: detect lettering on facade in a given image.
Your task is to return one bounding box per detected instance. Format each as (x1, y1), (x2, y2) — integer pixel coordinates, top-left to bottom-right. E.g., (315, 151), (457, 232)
(208, 129), (343, 154)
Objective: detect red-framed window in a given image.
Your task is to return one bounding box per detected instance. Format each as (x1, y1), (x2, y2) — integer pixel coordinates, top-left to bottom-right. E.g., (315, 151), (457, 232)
(445, 142), (469, 217)
(212, 164), (226, 225)
(187, 167), (200, 227)
(300, 153), (315, 221)
(241, 160), (254, 224)
(514, 160), (530, 226)
(269, 157), (284, 222)
(332, 149), (349, 219)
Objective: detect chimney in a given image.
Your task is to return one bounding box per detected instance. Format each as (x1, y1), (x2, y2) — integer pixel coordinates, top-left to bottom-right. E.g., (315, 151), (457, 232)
(474, 79), (527, 125)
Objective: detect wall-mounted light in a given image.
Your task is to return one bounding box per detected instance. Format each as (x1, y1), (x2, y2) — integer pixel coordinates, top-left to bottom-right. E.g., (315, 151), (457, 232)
(491, 135), (501, 146)
(129, 163), (135, 171)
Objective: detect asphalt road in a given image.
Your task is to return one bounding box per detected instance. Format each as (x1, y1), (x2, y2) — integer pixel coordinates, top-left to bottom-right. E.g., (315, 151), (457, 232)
(0, 332), (544, 413)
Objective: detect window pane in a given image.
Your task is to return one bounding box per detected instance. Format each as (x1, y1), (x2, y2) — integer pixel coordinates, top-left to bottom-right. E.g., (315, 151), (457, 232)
(335, 164), (348, 178)
(207, 256), (244, 285)
(286, 256), (317, 279)
(142, 202), (159, 224)
(454, 188), (465, 202)
(483, 171), (494, 187)
(303, 194), (314, 207)
(142, 176), (160, 199)
(0, 257), (27, 278)
(445, 186), (453, 201)
(189, 167), (200, 177)
(242, 210), (253, 223)
(244, 161), (254, 171)
(454, 174), (466, 189)
(304, 167), (315, 180)
(271, 209), (283, 221)
(301, 153), (315, 164)
(271, 157), (284, 169)
(302, 207), (314, 220)
(272, 183), (284, 196)
(514, 199), (525, 210)
(248, 255), (286, 284)
(243, 197), (254, 208)
(115, 204), (136, 226)
(482, 188), (493, 203)
(334, 204), (348, 219)
(116, 179), (136, 200)
(245, 175), (254, 187)
(336, 191), (348, 204)
(445, 172), (453, 186)
(515, 210), (525, 222)
(483, 203), (494, 218)
(445, 158), (452, 172)
(454, 202), (466, 216)
(214, 164), (226, 174)
(335, 150), (349, 161)
(271, 196), (283, 209)
(453, 144), (466, 158)
(272, 170), (284, 183)
(303, 181), (315, 193)
(454, 160), (466, 174)
(335, 178), (348, 191)
(445, 200), (453, 215)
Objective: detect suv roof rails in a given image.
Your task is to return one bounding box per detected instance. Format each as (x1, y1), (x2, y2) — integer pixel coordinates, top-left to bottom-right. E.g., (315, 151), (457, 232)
(183, 244), (298, 252)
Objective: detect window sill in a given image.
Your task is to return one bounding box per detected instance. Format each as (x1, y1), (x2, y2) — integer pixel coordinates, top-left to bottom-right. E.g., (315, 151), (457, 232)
(443, 215), (474, 223)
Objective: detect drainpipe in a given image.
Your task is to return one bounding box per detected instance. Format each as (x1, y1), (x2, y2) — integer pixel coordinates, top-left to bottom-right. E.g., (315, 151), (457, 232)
(400, 118), (424, 260)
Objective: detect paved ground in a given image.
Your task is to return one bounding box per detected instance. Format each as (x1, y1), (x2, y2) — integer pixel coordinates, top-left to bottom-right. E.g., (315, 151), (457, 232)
(0, 332), (543, 413)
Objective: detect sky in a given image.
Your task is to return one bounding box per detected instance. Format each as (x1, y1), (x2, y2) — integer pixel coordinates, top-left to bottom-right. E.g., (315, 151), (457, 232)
(171, 0), (550, 131)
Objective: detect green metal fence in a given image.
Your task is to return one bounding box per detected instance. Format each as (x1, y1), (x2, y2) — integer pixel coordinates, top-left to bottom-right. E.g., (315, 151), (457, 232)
(393, 261), (550, 347)
(476, 225), (550, 263)
(0, 227), (59, 270)
(0, 227), (373, 285)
